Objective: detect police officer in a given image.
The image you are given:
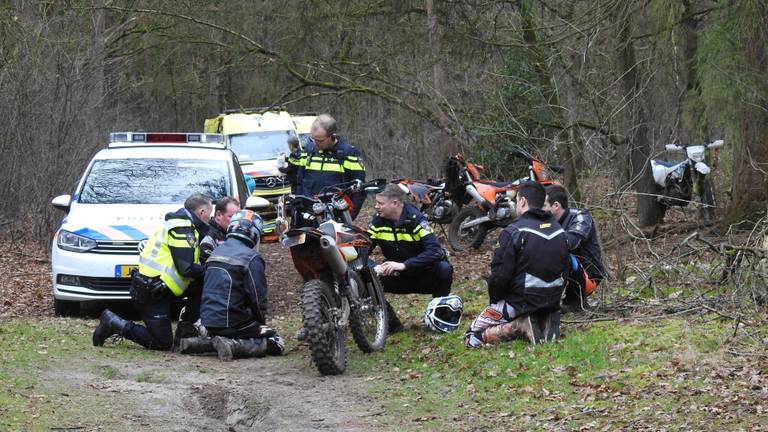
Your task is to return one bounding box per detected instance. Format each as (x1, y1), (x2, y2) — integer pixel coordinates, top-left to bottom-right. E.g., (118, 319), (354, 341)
(543, 185), (607, 312)
(92, 194), (211, 351)
(368, 183), (454, 332)
(199, 196), (239, 264)
(464, 182), (570, 348)
(295, 114), (366, 219)
(278, 136), (302, 193)
(180, 210), (284, 361)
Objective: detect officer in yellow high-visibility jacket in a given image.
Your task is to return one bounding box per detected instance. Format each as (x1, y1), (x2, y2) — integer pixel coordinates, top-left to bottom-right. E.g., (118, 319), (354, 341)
(92, 194), (212, 351)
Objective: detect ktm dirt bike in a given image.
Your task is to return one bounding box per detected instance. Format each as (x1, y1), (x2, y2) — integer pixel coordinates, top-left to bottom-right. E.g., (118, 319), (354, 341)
(278, 179), (388, 375)
(448, 150), (561, 251)
(393, 178), (458, 225)
(650, 139), (724, 224)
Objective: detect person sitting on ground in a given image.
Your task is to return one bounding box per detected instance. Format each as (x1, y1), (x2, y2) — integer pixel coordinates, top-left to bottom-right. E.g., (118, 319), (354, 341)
(179, 210), (284, 361)
(93, 194), (211, 350)
(543, 185), (607, 312)
(199, 196), (240, 264)
(368, 183), (454, 332)
(464, 182), (570, 348)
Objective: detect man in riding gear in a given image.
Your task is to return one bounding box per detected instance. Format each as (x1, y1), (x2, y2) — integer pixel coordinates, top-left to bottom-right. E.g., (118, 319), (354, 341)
(295, 114), (366, 219)
(199, 196), (240, 264)
(92, 194), (211, 351)
(180, 210), (284, 361)
(543, 185), (606, 312)
(368, 183), (454, 333)
(465, 182), (570, 348)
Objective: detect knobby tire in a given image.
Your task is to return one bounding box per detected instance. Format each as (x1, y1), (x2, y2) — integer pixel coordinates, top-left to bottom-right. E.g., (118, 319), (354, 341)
(301, 279), (347, 375)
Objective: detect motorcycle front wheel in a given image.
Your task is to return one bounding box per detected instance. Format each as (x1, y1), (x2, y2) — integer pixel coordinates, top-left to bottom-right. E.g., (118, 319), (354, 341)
(301, 279), (347, 375)
(448, 206), (487, 252)
(349, 270), (388, 353)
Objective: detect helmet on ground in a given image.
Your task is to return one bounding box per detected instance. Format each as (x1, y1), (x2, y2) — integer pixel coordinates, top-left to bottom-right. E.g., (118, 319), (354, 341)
(226, 210), (263, 247)
(424, 295), (463, 332)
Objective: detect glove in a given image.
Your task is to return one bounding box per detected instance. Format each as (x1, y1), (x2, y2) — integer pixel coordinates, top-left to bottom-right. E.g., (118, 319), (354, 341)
(570, 255), (579, 273)
(149, 278), (168, 299)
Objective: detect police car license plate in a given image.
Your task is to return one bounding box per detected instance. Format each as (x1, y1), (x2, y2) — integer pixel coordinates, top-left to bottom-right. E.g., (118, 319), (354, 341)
(115, 265), (138, 278)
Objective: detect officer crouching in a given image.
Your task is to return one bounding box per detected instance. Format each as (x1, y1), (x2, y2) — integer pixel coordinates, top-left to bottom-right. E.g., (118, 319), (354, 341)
(179, 210), (285, 361)
(92, 194), (211, 350)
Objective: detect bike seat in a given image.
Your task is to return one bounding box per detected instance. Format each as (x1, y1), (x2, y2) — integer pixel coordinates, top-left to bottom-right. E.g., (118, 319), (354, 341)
(652, 159), (685, 168)
(478, 179), (517, 188)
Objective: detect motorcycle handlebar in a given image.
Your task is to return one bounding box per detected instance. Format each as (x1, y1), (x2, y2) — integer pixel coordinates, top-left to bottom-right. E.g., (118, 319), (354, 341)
(665, 139), (724, 151)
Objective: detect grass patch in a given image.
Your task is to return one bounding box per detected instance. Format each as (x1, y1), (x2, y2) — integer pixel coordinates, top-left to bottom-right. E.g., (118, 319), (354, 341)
(345, 287), (768, 431)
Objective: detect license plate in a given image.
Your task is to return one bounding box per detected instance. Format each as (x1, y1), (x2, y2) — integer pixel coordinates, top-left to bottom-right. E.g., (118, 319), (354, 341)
(115, 265), (138, 278)
(282, 233), (306, 248)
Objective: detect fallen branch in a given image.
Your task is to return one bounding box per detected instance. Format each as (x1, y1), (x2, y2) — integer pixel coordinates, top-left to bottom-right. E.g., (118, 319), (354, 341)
(563, 306), (702, 324)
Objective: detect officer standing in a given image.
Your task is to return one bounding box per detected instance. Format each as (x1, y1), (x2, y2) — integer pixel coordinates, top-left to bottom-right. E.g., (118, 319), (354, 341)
(464, 182), (570, 348)
(278, 136), (302, 193)
(92, 194), (211, 351)
(368, 184), (454, 332)
(295, 114), (366, 219)
(180, 210), (284, 361)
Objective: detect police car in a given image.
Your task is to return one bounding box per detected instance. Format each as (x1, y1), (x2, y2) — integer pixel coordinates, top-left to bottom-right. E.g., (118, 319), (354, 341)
(50, 132), (265, 316)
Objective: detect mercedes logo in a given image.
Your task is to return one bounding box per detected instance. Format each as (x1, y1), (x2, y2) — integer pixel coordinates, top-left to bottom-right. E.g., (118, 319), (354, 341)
(266, 177), (278, 188)
(138, 239), (148, 252)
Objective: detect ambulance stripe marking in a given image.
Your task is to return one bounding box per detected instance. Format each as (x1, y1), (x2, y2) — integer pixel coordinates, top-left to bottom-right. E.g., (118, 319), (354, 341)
(73, 228), (110, 241)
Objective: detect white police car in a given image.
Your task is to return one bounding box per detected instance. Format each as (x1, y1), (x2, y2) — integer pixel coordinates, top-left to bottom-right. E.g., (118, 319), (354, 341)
(50, 132), (265, 316)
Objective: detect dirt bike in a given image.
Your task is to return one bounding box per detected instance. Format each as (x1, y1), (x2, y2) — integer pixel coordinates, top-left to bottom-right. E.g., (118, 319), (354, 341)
(278, 179), (388, 375)
(650, 139), (724, 224)
(393, 179), (458, 225)
(448, 150), (561, 251)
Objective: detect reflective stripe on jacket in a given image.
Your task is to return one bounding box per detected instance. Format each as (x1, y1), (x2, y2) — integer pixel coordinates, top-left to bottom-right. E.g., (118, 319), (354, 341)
(368, 204), (445, 271)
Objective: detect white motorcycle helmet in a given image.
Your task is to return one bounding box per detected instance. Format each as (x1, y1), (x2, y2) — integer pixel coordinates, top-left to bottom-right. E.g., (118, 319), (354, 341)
(424, 295), (464, 332)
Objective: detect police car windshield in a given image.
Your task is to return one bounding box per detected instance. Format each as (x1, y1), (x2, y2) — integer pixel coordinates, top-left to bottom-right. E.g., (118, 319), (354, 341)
(79, 159), (231, 204)
(229, 130), (295, 161)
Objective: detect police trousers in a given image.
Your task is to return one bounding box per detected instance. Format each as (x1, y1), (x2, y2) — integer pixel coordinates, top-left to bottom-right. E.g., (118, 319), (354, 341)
(377, 260), (453, 298)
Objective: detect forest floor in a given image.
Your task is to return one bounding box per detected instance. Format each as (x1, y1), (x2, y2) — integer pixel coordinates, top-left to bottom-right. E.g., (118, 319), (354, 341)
(2, 203), (768, 431)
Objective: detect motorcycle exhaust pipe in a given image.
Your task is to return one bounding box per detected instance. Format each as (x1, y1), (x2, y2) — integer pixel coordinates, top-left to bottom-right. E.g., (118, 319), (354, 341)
(461, 215), (491, 229)
(319, 235), (348, 276)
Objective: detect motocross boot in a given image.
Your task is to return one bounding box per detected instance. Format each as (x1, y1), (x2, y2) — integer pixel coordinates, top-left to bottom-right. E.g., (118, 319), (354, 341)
(178, 337), (215, 354)
(92, 309), (129, 346)
(386, 301), (404, 334)
(173, 321), (199, 350)
(482, 315), (541, 345)
(211, 336), (267, 361)
(533, 310), (562, 343)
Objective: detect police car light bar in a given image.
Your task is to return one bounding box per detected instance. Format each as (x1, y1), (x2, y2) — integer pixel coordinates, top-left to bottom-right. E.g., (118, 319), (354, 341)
(108, 132), (224, 148)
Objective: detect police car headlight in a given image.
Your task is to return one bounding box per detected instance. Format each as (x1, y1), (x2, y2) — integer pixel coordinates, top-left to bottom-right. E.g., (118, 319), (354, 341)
(57, 230), (97, 252)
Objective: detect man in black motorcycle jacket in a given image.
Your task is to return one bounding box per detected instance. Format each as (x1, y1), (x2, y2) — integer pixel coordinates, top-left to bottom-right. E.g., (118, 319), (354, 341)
(544, 185), (607, 311)
(199, 196), (239, 264)
(465, 182), (570, 348)
(180, 210), (285, 360)
(368, 183), (454, 332)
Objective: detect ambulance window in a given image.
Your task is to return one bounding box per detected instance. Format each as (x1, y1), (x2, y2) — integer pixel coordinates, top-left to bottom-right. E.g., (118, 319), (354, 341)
(79, 158), (231, 204)
(229, 130), (296, 161)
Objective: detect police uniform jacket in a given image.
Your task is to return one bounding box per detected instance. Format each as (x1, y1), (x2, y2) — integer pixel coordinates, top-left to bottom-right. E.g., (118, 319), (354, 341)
(199, 219), (226, 264)
(368, 204), (445, 273)
(296, 137), (366, 217)
(558, 208), (606, 282)
(487, 208), (570, 315)
(201, 237), (268, 329)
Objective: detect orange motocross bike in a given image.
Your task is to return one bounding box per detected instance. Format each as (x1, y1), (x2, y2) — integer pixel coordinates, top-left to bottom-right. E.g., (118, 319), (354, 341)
(278, 179), (389, 375)
(447, 149), (562, 251)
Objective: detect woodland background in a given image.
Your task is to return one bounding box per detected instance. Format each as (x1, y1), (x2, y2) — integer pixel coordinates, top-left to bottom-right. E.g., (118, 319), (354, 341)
(0, 0), (766, 240)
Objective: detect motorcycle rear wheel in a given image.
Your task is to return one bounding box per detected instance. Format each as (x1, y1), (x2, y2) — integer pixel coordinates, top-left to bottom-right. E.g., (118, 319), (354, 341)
(448, 206), (486, 252)
(301, 279), (347, 375)
(349, 270), (388, 353)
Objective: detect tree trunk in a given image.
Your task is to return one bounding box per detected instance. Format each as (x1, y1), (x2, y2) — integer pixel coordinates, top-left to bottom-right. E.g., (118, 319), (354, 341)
(616, 10), (663, 227)
(728, 7), (768, 220)
(426, 0), (457, 157)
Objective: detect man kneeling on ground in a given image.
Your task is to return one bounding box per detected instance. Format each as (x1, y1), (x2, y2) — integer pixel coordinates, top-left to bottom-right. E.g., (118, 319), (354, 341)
(464, 182), (570, 347)
(180, 210), (284, 361)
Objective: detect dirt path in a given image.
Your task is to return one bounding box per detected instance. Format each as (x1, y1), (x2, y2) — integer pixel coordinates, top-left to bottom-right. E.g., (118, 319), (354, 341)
(42, 349), (387, 432)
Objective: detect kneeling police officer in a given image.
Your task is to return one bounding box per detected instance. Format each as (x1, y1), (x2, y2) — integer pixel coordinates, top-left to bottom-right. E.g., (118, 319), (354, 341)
(92, 194), (211, 350)
(180, 210), (284, 361)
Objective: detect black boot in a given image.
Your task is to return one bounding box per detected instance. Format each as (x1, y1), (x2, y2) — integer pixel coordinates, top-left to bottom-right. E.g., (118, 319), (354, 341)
(211, 336), (267, 361)
(386, 301), (404, 334)
(173, 321), (198, 350)
(541, 310), (562, 342)
(92, 309), (128, 346)
(179, 337), (214, 354)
